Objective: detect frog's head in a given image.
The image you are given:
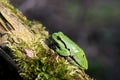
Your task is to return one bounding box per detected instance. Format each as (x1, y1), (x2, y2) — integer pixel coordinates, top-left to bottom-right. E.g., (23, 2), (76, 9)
(68, 51), (88, 70)
(79, 54), (88, 70)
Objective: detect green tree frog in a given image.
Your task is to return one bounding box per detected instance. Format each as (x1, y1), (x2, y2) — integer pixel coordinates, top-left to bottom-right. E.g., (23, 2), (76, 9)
(48, 32), (88, 70)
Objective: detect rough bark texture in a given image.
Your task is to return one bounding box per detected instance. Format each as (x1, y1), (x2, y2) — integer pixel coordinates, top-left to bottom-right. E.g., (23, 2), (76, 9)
(0, 0), (93, 80)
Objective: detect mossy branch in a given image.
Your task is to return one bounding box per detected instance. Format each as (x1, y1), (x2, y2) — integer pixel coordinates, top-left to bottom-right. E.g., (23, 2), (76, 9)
(0, 0), (93, 80)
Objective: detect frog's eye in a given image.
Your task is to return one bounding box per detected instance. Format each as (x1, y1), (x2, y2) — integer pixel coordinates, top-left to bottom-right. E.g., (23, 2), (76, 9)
(83, 55), (84, 58)
(67, 48), (70, 51)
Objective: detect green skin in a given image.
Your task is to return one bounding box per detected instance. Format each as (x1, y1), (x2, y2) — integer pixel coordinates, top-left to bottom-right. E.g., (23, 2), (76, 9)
(50, 32), (88, 70)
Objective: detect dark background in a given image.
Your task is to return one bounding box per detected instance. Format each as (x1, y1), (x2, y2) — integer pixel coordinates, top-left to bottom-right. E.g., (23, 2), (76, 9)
(10, 0), (120, 80)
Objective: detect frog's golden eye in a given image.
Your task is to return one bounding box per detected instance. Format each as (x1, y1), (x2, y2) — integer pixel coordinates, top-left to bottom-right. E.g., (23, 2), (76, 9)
(83, 55), (84, 57)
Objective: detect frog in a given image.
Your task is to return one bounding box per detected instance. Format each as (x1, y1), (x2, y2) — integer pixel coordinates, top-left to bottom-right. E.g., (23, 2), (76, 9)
(48, 32), (88, 70)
